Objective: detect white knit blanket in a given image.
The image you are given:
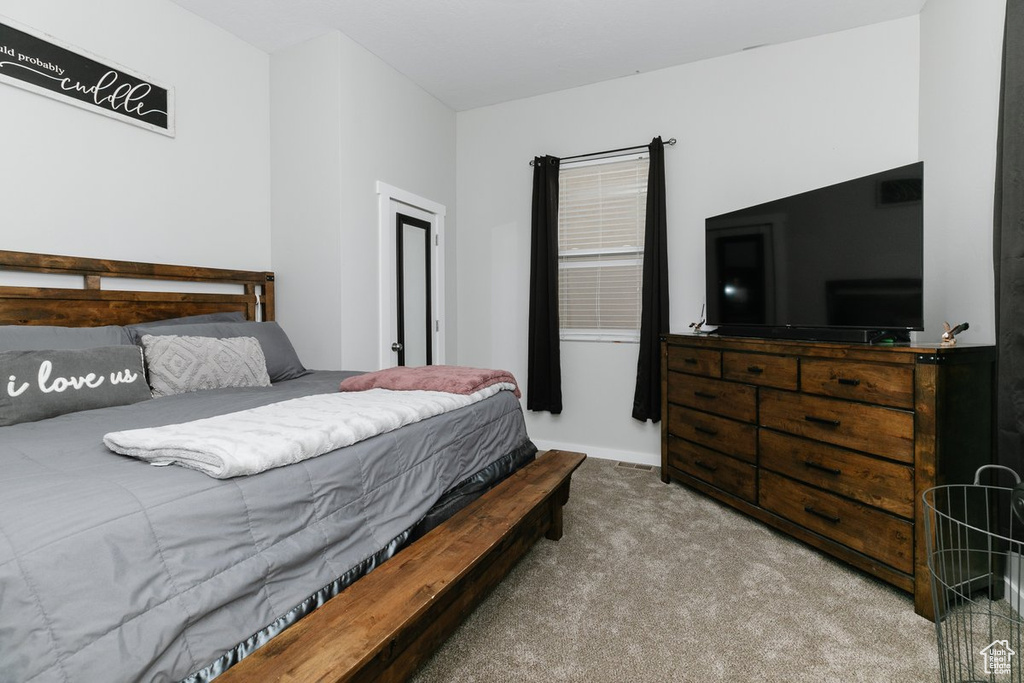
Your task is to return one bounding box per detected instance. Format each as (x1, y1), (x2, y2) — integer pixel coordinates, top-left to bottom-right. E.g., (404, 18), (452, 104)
(103, 384), (514, 479)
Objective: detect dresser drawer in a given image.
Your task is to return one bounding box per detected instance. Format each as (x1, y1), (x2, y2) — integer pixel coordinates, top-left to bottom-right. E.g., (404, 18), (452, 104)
(759, 470), (913, 574)
(667, 346), (721, 378)
(668, 436), (757, 503)
(666, 372), (756, 423)
(801, 358), (914, 410)
(759, 389), (914, 462)
(723, 351), (798, 390)
(668, 405), (756, 463)
(759, 430), (914, 518)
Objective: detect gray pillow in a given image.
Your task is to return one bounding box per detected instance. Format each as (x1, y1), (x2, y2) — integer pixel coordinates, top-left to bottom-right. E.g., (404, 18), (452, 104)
(132, 321), (308, 382)
(125, 311), (247, 344)
(141, 335), (272, 398)
(0, 324), (131, 351)
(0, 346), (150, 426)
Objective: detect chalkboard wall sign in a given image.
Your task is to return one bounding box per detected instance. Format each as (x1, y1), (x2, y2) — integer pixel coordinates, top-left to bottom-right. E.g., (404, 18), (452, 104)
(0, 17), (174, 136)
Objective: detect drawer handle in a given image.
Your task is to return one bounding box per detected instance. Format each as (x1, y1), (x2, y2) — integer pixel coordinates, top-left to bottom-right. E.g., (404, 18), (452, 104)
(804, 415), (841, 427)
(804, 460), (842, 476)
(837, 378), (861, 387)
(804, 506), (841, 524)
(746, 366), (764, 374)
(694, 459), (718, 472)
(684, 358), (698, 365)
(694, 425), (719, 436)
(694, 391), (718, 400)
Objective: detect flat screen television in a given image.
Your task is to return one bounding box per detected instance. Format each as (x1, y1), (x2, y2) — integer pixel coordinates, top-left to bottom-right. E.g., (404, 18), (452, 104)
(705, 161), (923, 343)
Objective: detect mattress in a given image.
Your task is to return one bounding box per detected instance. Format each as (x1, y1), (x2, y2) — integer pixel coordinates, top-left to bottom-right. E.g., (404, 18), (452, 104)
(0, 371), (530, 683)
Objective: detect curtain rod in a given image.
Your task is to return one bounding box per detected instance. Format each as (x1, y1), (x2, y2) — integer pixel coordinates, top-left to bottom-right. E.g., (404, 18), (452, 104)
(529, 137), (676, 166)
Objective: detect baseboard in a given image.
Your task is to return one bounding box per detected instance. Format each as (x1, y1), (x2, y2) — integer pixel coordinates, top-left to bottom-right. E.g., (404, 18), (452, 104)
(531, 439), (659, 468)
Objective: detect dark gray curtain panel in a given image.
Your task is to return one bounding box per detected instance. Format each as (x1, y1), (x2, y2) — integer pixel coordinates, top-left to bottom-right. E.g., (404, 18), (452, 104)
(632, 137), (670, 422)
(995, 0), (1024, 475)
(527, 155), (563, 414)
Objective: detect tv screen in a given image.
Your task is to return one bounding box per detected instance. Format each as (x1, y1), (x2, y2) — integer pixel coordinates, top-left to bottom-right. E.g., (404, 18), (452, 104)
(705, 162), (923, 341)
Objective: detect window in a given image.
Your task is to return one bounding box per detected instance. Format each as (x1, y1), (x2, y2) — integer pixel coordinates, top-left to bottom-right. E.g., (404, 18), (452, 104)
(558, 155), (648, 342)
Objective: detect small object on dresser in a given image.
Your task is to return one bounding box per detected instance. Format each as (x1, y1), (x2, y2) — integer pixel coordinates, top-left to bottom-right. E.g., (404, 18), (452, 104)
(940, 321), (969, 346)
(689, 304), (706, 334)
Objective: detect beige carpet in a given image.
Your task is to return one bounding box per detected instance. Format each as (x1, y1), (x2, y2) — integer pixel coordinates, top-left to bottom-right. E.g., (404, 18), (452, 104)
(411, 457), (942, 682)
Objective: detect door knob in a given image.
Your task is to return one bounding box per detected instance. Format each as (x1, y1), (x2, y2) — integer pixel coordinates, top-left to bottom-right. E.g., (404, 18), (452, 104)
(391, 342), (404, 352)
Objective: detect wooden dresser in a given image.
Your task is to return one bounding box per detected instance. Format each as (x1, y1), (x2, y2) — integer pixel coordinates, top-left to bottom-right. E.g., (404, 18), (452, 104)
(660, 334), (996, 619)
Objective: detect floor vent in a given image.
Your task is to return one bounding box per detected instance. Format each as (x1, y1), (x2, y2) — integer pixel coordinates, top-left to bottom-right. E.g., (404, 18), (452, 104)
(616, 462), (654, 471)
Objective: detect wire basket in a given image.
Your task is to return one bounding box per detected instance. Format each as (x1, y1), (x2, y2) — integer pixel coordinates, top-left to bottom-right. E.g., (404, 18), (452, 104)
(924, 465), (1024, 682)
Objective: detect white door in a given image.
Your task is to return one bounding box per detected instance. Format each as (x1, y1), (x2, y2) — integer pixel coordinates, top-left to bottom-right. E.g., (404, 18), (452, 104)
(377, 183), (446, 369)
(395, 211), (431, 366)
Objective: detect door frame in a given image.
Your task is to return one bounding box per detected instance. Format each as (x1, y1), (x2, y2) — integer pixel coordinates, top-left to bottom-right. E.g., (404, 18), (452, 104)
(376, 181), (446, 370)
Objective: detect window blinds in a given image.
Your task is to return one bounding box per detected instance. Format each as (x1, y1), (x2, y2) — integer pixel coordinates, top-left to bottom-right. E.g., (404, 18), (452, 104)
(558, 156), (648, 340)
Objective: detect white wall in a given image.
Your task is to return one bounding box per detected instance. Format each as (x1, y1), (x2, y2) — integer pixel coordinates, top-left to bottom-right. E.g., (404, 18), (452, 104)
(270, 33), (344, 371)
(456, 18), (922, 464)
(919, 0), (1006, 345)
(0, 0), (271, 270)
(0, 1), (1004, 465)
(271, 30), (457, 371)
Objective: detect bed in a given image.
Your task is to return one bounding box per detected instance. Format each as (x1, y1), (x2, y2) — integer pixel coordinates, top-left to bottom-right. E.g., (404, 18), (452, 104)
(0, 250), (583, 683)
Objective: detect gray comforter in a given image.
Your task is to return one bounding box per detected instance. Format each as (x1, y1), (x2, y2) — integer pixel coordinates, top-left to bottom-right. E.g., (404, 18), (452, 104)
(0, 371), (529, 683)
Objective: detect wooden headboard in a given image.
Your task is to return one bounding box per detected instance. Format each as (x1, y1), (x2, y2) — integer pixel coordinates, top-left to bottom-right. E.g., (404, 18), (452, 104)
(0, 250), (275, 326)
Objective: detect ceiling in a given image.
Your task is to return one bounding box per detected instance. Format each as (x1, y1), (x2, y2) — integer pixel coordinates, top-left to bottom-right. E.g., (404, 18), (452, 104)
(169, 0), (928, 111)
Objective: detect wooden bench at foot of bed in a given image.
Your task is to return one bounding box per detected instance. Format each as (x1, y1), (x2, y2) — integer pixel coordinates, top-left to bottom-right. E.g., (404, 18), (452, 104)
(218, 449), (587, 683)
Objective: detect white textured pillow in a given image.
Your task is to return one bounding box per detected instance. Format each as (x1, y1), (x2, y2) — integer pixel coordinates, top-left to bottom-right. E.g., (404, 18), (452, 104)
(141, 334), (271, 397)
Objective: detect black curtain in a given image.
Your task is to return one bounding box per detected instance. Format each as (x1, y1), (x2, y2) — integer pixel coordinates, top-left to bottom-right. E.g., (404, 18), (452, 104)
(527, 155), (562, 414)
(995, 0), (1024, 475)
(632, 137), (670, 422)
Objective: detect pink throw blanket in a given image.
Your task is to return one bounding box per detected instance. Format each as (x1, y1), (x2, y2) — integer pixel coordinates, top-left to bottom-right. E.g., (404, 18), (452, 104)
(339, 365), (521, 398)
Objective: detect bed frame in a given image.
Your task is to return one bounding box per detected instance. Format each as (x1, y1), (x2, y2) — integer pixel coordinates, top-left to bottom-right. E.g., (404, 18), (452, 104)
(0, 248), (585, 682)
(0, 249), (275, 325)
